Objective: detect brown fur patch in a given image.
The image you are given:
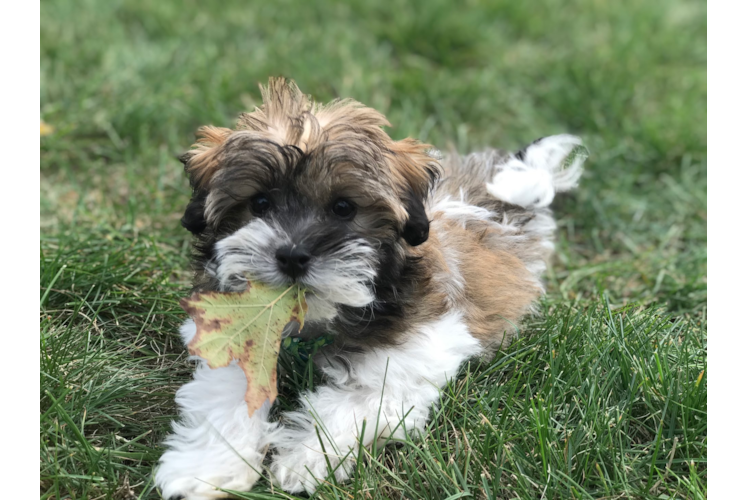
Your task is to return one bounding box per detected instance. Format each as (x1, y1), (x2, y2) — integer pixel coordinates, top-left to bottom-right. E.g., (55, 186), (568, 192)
(416, 216), (541, 350)
(183, 78), (439, 233)
(185, 78), (437, 198)
(389, 138), (441, 200)
(183, 125), (233, 188)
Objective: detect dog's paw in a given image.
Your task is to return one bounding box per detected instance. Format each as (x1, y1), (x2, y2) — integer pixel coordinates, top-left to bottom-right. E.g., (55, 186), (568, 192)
(156, 461), (261, 500)
(270, 445), (355, 494)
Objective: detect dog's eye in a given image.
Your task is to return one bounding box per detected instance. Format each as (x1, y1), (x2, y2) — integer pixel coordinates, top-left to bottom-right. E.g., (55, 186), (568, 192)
(331, 198), (356, 219)
(250, 194), (272, 216)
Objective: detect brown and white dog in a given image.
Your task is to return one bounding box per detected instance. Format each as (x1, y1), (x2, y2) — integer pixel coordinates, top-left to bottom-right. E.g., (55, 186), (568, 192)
(156, 78), (586, 498)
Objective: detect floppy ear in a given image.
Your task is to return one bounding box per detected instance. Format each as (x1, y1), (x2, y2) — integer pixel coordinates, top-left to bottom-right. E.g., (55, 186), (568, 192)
(388, 139), (441, 246)
(182, 125), (233, 189)
(178, 126), (233, 235)
(181, 189), (208, 235)
(401, 190), (430, 246)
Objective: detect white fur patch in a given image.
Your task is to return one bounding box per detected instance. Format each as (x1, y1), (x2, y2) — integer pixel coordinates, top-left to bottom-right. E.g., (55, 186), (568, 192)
(213, 218), (288, 290)
(159, 314), (481, 497)
(211, 219), (377, 321)
(486, 134), (585, 209)
(301, 239), (377, 321)
(179, 318), (197, 345)
(486, 158), (555, 208)
(522, 134), (585, 192)
(432, 196), (496, 226)
(155, 352), (278, 499)
(269, 312), (481, 493)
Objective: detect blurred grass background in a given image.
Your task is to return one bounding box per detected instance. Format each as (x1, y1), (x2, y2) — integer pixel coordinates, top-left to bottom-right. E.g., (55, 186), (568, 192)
(40, 0), (706, 498)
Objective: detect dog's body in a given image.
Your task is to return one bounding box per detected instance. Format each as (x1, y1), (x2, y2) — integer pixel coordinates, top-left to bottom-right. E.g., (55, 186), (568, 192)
(156, 79), (586, 499)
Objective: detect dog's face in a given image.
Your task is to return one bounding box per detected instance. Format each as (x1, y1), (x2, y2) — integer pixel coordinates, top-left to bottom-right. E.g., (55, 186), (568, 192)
(181, 79), (439, 321)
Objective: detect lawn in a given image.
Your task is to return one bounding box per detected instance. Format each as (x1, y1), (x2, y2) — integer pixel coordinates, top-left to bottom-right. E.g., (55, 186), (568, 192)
(40, 0), (707, 498)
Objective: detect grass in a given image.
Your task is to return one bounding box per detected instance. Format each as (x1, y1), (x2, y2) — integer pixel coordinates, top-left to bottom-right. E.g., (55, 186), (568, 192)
(40, 0), (706, 498)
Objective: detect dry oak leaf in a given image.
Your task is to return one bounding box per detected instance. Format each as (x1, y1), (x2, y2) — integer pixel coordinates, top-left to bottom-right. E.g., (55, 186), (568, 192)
(180, 282), (307, 417)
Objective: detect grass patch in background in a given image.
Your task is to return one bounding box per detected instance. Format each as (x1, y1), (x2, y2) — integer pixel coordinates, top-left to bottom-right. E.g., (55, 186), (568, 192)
(41, 0), (706, 498)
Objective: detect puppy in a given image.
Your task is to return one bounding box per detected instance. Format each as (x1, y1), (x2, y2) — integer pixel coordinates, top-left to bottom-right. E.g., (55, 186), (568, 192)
(156, 78), (586, 499)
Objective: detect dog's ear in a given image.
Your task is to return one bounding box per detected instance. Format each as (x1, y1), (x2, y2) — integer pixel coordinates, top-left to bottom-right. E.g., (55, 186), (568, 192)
(181, 189), (208, 235)
(388, 139), (441, 246)
(402, 190), (430, 246)
(178, 126), (233, 235)
(182, 125), (233, 189)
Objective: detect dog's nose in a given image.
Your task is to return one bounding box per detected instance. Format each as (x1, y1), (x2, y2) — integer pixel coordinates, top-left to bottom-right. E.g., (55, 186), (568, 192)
(275, 245), (311, 279)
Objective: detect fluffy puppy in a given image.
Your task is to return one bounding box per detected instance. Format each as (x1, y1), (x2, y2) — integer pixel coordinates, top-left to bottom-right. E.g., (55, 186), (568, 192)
(156, 78), (586, 499)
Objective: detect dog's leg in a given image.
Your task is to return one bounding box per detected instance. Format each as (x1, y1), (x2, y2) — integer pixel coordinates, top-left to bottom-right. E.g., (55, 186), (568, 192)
(269, 312), (482, 493)
(156, 320), (278, 500)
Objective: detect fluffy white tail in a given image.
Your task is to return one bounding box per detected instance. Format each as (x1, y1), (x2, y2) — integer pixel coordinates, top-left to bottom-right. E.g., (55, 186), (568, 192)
(486, 134), (587, 209)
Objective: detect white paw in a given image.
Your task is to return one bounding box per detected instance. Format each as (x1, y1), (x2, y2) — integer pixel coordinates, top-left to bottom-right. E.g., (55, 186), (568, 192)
(156, 453), (262, 500)
(270, 444), (355, 494)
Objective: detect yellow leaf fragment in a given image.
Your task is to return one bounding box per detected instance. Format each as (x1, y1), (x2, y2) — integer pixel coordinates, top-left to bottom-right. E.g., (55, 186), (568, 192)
(180, 282), (307, 416)
(40, 120), (55, 136)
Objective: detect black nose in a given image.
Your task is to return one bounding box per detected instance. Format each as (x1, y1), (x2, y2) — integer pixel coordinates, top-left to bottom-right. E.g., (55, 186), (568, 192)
(275, 245), (311, 279)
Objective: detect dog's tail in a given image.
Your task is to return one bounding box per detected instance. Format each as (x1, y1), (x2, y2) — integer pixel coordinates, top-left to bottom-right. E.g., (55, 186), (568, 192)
(485, 134), (587, 210)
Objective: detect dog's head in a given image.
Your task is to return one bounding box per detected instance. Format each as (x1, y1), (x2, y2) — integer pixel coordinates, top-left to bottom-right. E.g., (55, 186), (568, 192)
(180, 78), (440, 321)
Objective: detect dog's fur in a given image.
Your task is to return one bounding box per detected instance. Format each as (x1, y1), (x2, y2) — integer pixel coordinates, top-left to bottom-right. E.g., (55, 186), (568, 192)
(156, 78), (586, 498)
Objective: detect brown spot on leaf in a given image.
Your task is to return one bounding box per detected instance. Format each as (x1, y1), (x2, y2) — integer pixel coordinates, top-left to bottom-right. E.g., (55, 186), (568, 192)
(179, 283), (306, 417)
